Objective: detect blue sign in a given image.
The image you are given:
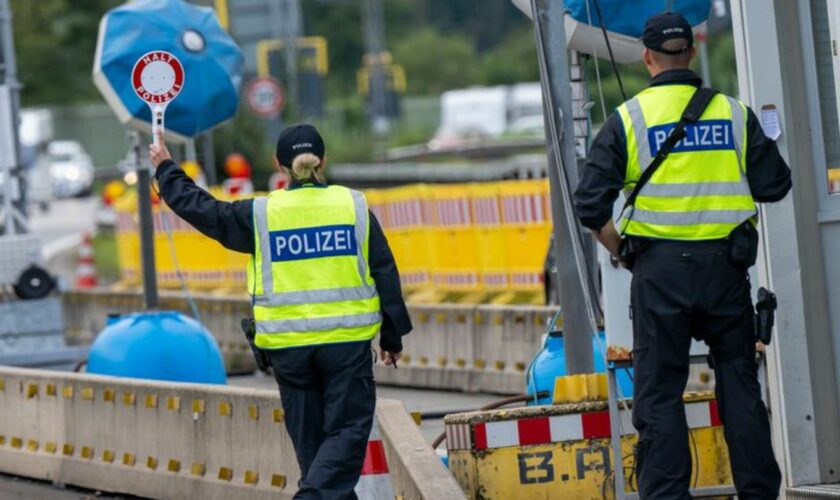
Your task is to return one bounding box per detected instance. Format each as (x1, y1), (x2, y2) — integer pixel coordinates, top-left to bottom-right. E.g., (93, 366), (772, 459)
(93, 0), (244, 139)
(269, 225), (358, 262)
(648, 119), (734, 156)
(565, 0), (711, 38)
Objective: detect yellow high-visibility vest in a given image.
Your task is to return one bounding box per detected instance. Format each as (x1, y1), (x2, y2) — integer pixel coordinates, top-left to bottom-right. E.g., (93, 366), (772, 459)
(247, 185), (381, 349)
(617, 84), (756, 240)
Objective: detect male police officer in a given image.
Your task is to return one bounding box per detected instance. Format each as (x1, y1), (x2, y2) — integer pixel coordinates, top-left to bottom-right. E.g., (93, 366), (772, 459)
(574, 12), (790, 500)
(150, 125), (412, 499)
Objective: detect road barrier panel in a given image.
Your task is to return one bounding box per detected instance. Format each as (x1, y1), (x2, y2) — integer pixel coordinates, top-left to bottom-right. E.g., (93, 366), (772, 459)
(444, 393), (732, 498)
(112, 180), (553, 303)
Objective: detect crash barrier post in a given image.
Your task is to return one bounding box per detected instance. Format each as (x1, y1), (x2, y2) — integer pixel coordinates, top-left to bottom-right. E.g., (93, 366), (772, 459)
(112, 179), (552, 303)
(444, 392), (733, 498)
(0, 367), (463, 500)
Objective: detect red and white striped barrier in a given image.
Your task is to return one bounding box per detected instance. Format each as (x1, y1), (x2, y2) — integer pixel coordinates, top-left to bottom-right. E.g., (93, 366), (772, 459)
(435, 197), (472, 227)
(446, 400), (721, 451)
(472, 196), (501, 227)
(355, 422), (395, 500)
(75, 233), (98, 289)
(511, 272), (543, 287)
(222, 178), (254, 196)
(501, 193), (548, 225)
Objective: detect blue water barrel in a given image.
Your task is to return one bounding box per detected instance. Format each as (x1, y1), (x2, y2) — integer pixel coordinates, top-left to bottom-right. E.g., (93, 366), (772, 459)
(87, 311), (226, 384)
(526, 331), (633, 405)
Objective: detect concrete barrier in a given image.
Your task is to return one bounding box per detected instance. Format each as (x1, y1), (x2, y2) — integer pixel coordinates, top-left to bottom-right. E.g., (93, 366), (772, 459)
(63, 290), (258, 374)
(62, 290), (558, 394)
(376, 399), (466, 500)
(0, 366), (297, 499)
(0, 367), (463, 499)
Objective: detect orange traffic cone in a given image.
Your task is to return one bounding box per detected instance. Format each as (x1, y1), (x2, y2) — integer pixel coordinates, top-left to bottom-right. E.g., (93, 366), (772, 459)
(75, 233), (98, 289)
(354, 421), (396, 500)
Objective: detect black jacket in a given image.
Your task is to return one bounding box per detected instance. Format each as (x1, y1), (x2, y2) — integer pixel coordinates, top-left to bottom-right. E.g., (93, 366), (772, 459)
(574, 69), (793, 231)
(154, 159), (412, 352)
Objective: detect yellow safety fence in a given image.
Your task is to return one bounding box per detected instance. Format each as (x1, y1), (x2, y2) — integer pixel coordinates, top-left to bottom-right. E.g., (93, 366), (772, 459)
(112, 180), (552, 304)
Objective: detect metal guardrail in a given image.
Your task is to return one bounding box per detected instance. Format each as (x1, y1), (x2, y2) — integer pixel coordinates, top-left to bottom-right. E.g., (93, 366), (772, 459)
(384, 137), (546, 162)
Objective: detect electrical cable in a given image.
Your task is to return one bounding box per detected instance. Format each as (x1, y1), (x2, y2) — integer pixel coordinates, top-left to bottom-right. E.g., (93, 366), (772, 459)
(591, 0), (627, 102)
(150, 177), (202, 323)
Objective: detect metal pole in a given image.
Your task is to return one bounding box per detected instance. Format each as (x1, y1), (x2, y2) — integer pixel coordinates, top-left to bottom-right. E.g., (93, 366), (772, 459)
(361, 0), (389, 134)
(273, 0), (299, 115)
(201, 133), (217, 186)
(532, 0), (594, 374)
(698, 36), (712, 88)
(0, 0), (26, 234)
(132, 132), (158, 309)
(184, 138), (197, 163)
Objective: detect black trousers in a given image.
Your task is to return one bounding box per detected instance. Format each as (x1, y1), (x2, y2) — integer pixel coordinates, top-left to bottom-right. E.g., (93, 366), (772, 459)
(267, 340), (376, 500)
(630, 240), (781, 499)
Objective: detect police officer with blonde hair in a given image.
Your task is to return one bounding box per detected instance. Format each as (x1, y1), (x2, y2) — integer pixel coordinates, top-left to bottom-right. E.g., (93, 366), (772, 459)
(150, 124), (412, 499)
(574, 12), (790, 499)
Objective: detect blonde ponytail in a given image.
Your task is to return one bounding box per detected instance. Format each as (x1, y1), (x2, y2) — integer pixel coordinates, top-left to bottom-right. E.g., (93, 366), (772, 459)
(288, 153), (325, 184)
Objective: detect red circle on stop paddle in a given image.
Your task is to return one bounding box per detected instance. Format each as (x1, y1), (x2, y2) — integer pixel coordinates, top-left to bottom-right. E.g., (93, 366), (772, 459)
(132, 51), (185, 105)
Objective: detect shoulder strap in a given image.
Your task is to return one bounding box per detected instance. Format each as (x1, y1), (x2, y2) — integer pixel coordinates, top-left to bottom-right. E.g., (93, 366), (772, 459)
(622, 87), (719, 211)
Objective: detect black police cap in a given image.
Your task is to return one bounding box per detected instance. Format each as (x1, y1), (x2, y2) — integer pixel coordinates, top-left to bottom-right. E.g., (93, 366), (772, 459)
(275, 124), (325, 167)
(643, 12), (694, 55)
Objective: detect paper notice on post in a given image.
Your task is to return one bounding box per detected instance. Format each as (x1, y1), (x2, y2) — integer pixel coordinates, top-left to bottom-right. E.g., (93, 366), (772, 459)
(760, 104), (782, 140)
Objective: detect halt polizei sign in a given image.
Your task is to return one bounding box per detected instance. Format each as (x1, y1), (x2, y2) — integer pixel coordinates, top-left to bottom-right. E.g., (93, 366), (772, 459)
(132, 50), (184, 144)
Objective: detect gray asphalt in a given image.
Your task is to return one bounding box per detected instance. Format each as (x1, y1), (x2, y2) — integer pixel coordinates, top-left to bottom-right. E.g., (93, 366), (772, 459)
(0, 472), (142, 499)
(29, 197), (98, 248)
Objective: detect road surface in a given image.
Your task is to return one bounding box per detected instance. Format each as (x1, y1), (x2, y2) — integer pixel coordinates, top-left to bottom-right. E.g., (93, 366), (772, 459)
(0, 472), (138, 499)
(28, 197), (99, 259)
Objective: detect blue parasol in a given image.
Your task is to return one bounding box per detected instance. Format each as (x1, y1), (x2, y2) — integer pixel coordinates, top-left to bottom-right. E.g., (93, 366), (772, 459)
(93, 0), (244, 140)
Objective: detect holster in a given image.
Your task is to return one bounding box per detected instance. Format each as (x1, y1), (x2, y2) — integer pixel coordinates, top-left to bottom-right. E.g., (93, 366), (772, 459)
(755, 287), (777, 345)
(727, 221), (758, 269)
(241, 318), (271, 373)
(618, 237), (651, 271)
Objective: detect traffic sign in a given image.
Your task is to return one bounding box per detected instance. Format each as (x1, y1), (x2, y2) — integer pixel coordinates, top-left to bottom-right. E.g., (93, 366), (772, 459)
(246, 77), (285, 118)
(132, 50), (183, 144)
(131, 51), (184, 105)
(93, 0), (244, 140)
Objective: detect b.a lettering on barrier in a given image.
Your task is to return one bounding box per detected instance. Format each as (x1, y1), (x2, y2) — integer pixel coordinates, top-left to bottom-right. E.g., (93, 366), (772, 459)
(269, 225), (357, 262)
(516, 446), (611, 486)
(648, 119), (734, 156)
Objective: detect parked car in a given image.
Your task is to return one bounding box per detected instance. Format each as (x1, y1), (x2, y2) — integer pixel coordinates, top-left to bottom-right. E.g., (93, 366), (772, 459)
(46, 141), (94, 198)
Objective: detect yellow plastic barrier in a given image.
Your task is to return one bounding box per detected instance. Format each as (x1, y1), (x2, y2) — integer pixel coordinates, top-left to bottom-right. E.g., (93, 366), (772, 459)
(498, 180), (552, 292)
(113, 190), (249, 292)
(112, 179), (554, 303)
(370, 185), (435, 291)
(828, 167), (840, 194)
(428, 184), (481, 291)
(469, 183), (508, 291)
